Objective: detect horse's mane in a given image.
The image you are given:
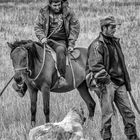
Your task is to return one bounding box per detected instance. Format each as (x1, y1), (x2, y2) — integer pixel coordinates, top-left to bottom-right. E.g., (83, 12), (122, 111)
(12, 40), (42, 50)
(12, 40), (32, 49)
(11, 40), (43, 72)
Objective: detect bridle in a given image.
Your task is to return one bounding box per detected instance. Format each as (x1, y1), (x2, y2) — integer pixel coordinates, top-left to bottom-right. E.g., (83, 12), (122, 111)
(13, 46), (32, 76)
(14, 47), (29, 71)
(12, 45), (46, 81)
(0, 15), (64, 96)
(11, 46), (31, 86)
(11, 20), (64, 84)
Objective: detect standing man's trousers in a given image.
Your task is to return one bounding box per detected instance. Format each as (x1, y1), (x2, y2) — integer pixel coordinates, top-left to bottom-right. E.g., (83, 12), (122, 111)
(95, 82), (137, 139)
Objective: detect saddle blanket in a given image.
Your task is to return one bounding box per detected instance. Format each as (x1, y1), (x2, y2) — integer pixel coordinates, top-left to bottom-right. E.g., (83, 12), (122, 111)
(46, 44), (80, 65)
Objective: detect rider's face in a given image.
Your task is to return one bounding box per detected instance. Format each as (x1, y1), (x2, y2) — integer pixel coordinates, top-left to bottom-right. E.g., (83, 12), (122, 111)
(50, 2), (62, 13)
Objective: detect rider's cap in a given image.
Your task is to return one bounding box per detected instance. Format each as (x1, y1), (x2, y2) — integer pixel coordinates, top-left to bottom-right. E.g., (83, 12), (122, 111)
(49, 0), (63, 3)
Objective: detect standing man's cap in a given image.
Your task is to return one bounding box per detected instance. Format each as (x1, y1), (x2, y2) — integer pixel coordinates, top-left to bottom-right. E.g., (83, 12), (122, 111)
(100, 16), (121, 27)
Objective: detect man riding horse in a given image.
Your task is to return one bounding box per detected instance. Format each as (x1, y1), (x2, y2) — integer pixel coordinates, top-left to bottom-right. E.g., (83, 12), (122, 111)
(8, 0), (96, 124)
(12, 0), (80, 95)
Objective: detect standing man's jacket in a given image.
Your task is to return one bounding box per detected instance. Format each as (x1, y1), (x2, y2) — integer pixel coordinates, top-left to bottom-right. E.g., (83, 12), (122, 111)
(86, 33), (131, 91)
(34, 5), (80, 48)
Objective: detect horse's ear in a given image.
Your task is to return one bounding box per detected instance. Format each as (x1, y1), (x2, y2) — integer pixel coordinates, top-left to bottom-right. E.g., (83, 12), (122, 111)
(7, 42), (14, 49)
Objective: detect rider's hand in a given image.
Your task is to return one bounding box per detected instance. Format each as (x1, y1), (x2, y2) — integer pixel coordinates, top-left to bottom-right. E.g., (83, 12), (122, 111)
(68, 46), (74, 52)
(41, 38), (48, 44)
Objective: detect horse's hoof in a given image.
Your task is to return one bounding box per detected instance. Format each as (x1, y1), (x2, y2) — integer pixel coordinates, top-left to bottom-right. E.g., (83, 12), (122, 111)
(31, 121), (36, 127)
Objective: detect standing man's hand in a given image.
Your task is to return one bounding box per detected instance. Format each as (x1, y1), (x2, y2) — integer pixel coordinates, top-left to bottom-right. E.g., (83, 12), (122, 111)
(68, 46), (74, 52)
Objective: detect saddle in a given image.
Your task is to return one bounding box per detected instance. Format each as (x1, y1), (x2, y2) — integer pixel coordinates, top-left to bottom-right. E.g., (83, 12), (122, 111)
(45, 45), (81, 64)
(45, 45), (81, 89)
(68, 48), (80, 60)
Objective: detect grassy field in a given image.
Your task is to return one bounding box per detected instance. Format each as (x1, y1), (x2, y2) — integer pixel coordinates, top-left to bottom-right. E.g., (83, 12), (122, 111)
(0, 0), (140, 139)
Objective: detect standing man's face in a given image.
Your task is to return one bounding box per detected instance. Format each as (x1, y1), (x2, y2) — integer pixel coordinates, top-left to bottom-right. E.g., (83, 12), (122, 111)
(50, 2), (62, 13)
(103, 24), (116, 37)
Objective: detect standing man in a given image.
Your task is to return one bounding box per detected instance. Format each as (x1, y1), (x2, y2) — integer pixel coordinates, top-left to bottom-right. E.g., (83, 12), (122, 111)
(34, 0), (80, 87)
(86, 16), (139, 140)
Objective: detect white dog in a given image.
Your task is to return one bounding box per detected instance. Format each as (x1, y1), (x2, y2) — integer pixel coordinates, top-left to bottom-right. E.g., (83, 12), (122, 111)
(29, 108), (87, 140)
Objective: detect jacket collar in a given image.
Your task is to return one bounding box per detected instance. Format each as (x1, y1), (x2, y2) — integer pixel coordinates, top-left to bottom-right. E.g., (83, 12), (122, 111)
(98, 32), (120, 43)
(41, 5), (70, 18)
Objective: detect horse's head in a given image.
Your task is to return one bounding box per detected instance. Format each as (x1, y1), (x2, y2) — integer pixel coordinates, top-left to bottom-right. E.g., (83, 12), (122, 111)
(71, 107), (86, 125)
(7, 40), (34, 85)
(7, 41), (28, 84)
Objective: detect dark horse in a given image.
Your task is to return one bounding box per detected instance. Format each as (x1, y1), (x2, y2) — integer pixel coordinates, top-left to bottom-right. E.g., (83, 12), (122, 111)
(7, 40), (96, 127)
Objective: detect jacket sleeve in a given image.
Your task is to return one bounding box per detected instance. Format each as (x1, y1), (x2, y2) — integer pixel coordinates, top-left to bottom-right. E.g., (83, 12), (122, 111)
(34, 10), (47, 42)
(87, 41), (110, 84)
(68, 10), (80, 48)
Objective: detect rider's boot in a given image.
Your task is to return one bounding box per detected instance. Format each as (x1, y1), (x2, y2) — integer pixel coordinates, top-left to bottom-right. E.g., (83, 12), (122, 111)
(58, 76), (68, 88)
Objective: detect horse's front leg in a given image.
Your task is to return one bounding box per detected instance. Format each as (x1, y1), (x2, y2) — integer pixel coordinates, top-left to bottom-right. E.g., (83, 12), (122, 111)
(28, 87), (38, 127)
(41, 84), (50, 123)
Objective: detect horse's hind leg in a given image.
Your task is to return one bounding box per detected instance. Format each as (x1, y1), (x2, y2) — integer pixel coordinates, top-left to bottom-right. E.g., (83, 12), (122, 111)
(77, 80), (96, 118)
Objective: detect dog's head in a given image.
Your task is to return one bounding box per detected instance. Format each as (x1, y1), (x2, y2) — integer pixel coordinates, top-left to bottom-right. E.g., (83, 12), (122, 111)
(69, 107), (86, 125)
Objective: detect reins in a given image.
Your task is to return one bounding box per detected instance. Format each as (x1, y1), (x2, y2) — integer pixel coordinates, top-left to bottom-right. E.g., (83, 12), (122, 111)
(28, 22), (62, 81)
(17, 23), (62, 81)
(67, 51), (76, 88)
(29, 44), (46, 81)
(0, 76), (14, 96)
(0, 18), (75, 95)
(0, 22), (61, 96)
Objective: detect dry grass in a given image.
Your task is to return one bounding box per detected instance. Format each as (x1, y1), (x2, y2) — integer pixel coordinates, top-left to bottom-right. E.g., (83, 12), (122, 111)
(0, 0), (140, 140)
